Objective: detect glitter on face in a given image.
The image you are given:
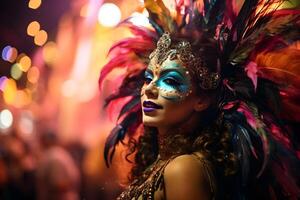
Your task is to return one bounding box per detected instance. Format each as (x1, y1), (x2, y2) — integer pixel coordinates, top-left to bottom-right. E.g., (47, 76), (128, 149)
(142, 57), (192, 101)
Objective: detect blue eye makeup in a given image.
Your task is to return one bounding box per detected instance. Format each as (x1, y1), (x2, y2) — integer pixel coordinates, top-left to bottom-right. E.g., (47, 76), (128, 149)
(159, 70), (191, 100)
(142, 59), (192, 101)
(143, 70), (191, 101)
(144, 70), (153, 84)
(159, 71), (189, 92)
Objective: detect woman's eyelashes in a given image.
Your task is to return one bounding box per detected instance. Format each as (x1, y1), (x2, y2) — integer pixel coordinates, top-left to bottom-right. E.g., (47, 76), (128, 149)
(144, 71), (153, 84)
(161, 71), (185, 86)
(163, 77), (181, 87)
(144, 77), (152, 84)
(144, 70), (186, 88)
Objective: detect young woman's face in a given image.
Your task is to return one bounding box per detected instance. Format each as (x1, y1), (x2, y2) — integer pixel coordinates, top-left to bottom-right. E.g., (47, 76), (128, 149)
(141, 57), (204, 130)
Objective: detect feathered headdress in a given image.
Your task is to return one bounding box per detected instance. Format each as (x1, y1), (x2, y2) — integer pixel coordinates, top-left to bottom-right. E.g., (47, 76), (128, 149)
(100, 0), (300, 199)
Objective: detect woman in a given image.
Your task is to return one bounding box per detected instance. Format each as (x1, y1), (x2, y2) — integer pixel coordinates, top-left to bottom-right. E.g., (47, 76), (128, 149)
(100, 0), (300, 199)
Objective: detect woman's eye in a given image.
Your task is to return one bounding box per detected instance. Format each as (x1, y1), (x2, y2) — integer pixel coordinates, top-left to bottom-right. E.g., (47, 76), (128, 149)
(144, 77), (152, 84)
(164, 78), (180, 86)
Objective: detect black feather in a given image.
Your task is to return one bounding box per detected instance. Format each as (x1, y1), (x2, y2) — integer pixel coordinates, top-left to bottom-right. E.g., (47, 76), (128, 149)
(104, 110), (142, 167)
(104, 125), (126, 167)
(118, 96), (141, 120)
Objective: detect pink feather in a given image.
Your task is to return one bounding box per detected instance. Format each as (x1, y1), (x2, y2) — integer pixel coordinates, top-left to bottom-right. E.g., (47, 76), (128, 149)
(245, 61), (258, 91)
(98, 53), (140, 89)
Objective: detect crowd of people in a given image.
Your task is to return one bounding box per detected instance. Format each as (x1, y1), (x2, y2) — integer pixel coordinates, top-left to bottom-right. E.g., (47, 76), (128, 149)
(0, 129), (120, 200)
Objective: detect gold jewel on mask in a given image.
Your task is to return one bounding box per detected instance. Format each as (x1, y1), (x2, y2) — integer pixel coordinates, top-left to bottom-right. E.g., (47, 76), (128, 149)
(149, 32), (220, 90)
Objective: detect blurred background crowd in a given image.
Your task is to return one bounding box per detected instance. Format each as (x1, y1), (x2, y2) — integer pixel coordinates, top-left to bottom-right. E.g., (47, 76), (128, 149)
(0, 0), (149, 199)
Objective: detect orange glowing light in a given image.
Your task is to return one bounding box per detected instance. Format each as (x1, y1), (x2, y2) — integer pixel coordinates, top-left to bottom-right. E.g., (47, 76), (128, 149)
(14, 90), (32, 108)
(34, 30), (48, 46)
(3, 79), (17, 105)
(18, 54), (32, 72)
(80, 4), (89, 17)
(28, 0), (42, 9)
(27, 21), (40, 36)
(27, 66), (40, 84)
(42, 41), (58, 65)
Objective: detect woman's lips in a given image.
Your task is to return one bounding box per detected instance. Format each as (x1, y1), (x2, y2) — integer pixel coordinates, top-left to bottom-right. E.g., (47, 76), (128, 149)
(143, 107), (157, 112)
(143, 101), (162, 112)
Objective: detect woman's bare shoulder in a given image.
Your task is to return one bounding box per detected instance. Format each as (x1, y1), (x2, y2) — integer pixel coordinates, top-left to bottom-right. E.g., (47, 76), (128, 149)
(164, 154), (208, 179)
(162, 154), (214, 200)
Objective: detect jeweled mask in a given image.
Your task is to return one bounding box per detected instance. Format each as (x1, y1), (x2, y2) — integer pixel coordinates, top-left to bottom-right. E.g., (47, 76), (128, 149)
(149, 32), (220, 90)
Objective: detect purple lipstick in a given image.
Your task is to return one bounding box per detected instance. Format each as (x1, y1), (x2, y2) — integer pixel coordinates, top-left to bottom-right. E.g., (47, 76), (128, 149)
(143, 101), (162, 112)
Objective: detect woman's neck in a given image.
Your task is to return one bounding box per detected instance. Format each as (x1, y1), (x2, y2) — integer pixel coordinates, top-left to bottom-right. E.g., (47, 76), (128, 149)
(156, 111), (200, 140)
(155, 112), (201, 159)
(157, 127), (169, 137)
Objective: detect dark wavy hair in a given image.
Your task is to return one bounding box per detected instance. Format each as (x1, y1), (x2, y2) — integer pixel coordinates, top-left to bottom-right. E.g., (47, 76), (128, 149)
(128, 115), (239, 177)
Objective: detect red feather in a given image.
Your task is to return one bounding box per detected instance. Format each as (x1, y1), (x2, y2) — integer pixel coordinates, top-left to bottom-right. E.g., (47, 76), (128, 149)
(108, 38), (155, 56)
(255, 47), (300, 121)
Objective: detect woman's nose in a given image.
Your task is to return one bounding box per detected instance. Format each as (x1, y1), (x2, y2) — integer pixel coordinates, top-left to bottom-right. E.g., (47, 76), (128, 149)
(144, 82), (159, 99)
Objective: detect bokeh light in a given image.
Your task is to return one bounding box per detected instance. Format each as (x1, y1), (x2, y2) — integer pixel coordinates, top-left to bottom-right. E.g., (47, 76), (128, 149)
(27, 21), (41, 36)
(98, 3), (121, 27)
(2, 45), (18, 63)
(28, 0), (42, 10)
(19, 111), (34, 135)
(129, 12), (150, 26)
(26, 81), (38, 92)
(0, 109), (13, 130)
(0, 76), (8, 91)
(14, 89), (32, 108)
(61, 79), (77, 97)
(27, 66), (40, 84)
(77, 84), (97, 102)
(3, 78), (17, 105)
(17, 54), (32, 72)
(42, 41), (58, 65)
(34, 30), (48, 46)
(10, 63), (23, 80)
(7, 47), (18, 63)
(2, 45), (11, 61)
(80, 4), (89, 17)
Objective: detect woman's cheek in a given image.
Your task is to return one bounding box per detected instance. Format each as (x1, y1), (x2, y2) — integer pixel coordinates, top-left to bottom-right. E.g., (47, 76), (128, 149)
(157, 80), (191, 101)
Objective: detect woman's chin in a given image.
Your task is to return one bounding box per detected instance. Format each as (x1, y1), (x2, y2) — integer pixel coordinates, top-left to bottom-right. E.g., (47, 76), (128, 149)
(142, 115), (162, 127)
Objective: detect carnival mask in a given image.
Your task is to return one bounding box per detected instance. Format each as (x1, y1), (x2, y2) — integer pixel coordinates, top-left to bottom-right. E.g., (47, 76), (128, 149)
(148, 32), (220, 91)
(142, 57), (193, 101)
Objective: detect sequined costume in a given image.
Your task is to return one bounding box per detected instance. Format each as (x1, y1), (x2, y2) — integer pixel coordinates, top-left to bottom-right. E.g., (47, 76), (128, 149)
(117, 153), (215, 200)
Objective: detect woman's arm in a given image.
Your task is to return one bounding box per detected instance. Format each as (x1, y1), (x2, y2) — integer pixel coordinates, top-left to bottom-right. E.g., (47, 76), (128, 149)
(163, 154), (214, 200)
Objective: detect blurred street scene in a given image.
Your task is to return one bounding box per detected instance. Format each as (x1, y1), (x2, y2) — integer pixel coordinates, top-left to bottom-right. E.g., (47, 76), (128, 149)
(0, 0), (147, 199)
